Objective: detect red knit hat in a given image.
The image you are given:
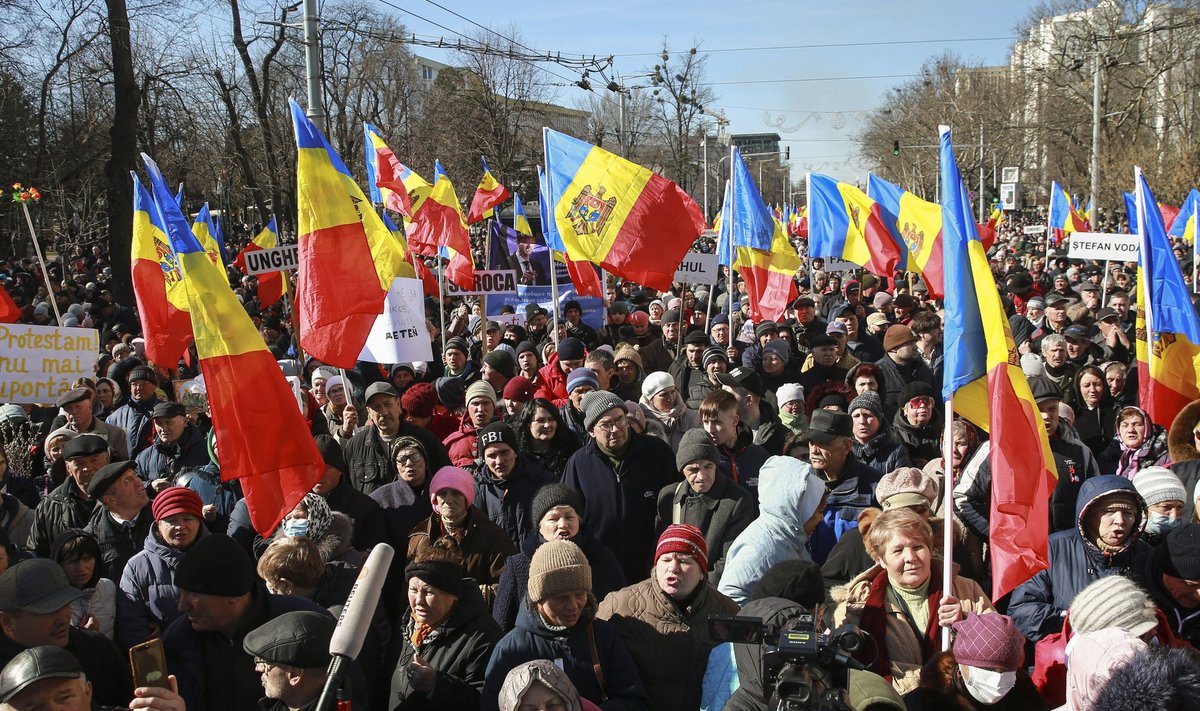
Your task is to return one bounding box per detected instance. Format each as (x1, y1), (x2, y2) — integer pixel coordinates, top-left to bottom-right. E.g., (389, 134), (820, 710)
(401, 382), (438, 418)
(152, 486), (204, 521)
(952, 613), (1025, 672)
(655, 524), (708, 571)
(502, 376), (535, 403)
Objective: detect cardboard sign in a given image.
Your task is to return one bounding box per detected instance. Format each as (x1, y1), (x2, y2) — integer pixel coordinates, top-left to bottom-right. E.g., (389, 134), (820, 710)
(243, 244), (299, 275)
(359, 278), (435, 364)
(1068, 232), (1140, 261)
(0, 325), (99, 404)
(673, 252), (720, 285)
(445, 270), (520, 296)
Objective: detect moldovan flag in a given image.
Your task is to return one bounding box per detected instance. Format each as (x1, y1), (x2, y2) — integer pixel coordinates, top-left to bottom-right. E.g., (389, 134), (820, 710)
(191, 204), (224, 267)
(365, 123), (428, 220)
(468, 157), (511, 224)
(1048, 182), (1087, 244)
(513, 194), (533, 237)
(233, 217), (285, 309)
(0, 285), (18, 323)
(807, 173), (903, 277)
(977, 207), (1003, 252)
(940, 126), (1056, 602)
(381, 212), (438, 296)
(1168, 188), (1199, 245)
(1134, 169), (1200, 427)
(131, 173), (193, 368)
(867, 173), (944, 297)
(291, 99), (408, 369)
(543, 128), (705, 291)
(408, 161), (475, 290)
(537, 165), (603, 298)
(718, 149), (800, 321)
(142, 154), (323, 537)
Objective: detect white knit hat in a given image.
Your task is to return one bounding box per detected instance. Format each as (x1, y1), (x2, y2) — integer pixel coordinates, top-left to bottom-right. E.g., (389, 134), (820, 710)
(1068, 575), (1158, 638)
(1133, 466), (1187, 507)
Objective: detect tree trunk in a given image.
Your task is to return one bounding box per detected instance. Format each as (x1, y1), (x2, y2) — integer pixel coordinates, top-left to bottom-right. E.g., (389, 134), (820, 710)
(104, 0), (137, 306)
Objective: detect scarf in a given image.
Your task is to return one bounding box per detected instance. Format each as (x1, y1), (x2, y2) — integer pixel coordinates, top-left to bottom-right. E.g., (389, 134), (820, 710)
(857, 566), (944, 680)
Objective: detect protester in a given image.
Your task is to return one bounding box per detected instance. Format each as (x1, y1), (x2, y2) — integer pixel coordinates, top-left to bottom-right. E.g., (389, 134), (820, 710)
(243, 610), (337, 711)
(511, 398), (579, 479)
(497, 659), (590, 711)
(83, 460), (152, 582)
(471, 422), (554, 545)
(27, 435), (108, 557)
(49, 529), (115, 640)
(0, 645), (184, 711)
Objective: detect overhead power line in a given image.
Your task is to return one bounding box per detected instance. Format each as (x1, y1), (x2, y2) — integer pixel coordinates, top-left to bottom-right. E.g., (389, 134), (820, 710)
(609, 36), (1017, 57)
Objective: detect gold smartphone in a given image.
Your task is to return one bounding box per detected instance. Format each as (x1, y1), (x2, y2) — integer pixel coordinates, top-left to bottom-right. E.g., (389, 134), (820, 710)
(128, 638), (171, 689)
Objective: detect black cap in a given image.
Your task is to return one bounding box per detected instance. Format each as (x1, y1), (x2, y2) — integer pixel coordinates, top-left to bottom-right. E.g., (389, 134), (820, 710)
(792, 296), (816, 308)
(1044, 292), (1072, 306)
(808, 333), (838, 348)
(54, 388), (92, 409)
(1063, 324), (1091, 342)
(1096, 307), (1119, 322)
(87, 460), (135, 499)
(242, 611), (335, 669)
(363, 382), (399, 405)
(1162, 523), (1200, 580)
(61, 434), (107, 459)
(314, 434), (345, 472)
(150, 401), (186, 419)
(713, 367), (765, 398)
(0, 646), (83, 703)
(0, 559), (85, 614)
(175, 535), (255, 597)
(563, 300), (582, 314)
(1028, 375), (1062, 404)
(683, 330), (709, 346)
(807, 409), (853, 445)
(900, 382), (936, 404)
(477, 421), (519, 456)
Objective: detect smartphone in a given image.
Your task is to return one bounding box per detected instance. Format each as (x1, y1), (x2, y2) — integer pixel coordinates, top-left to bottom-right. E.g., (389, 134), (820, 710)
(128, 638), (171, 689)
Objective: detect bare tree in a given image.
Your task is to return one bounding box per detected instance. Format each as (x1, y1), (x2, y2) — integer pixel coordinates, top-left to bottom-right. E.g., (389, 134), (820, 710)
(644, 42), (716, 195)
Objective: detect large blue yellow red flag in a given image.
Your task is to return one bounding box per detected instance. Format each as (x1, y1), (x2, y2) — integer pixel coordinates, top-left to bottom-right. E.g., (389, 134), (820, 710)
(537, 165), (603, 298)
(407, 160), (475, 291)
(233, 217), (285, 309)
(1134, 170), (1200, 427)
(940, 125), (1056, 602)
(364, 122), (427, 219)
(191, 204), (224, 267)
(807, 173), (903, 277)
(1168, 189), (1199, 244)
(131, 173), (192, 367)
(381, 212), (438, 296)
(543, 128), (706, 291)
(720, 149), (800, 321)
(291, 99), (408, 369)
(142, 154), (323, 537)
(513, 194), (532, 237)
(1048, 181), (1087, 244)
(467, 157), (511, 224)
(867, 174), (944, 298)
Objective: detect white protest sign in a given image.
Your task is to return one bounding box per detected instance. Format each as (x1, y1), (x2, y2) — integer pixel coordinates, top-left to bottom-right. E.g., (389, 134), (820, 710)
(445, 269), (519, 296)
(1023, 225), (1046, 235)
(492, 313), (527, 327)
(1068, 232), (1140, 261)
(0, 325), (99, 404)
(244, 244), (299, 275)
(358, 277), (435, 364)
(673, 252), (719, 284)
(820, 257), (860, 273)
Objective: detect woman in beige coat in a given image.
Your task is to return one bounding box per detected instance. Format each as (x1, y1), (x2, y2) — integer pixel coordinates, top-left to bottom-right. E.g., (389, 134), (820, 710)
(832, 507), (994, 695)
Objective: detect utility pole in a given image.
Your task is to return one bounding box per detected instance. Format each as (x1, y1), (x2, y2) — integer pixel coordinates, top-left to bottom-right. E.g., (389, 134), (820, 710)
(1090, 51), (1102, 226)
(303, 0), (325, 130)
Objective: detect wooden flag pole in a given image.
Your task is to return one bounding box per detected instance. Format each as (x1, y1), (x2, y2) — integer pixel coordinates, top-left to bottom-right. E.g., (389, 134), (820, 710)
(20, 202), (62, 324)
(438, 257), (448, 355)
(940, 398), (955, 651)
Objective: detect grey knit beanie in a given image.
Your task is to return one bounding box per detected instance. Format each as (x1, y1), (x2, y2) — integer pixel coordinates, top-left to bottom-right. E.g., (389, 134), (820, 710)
(580, 390), (627, 431)
(1069, 575), (1158, 638)
(848, 391), (885, 421)
(676, 427), (720, 471)
(1133, 467), (1187, 507)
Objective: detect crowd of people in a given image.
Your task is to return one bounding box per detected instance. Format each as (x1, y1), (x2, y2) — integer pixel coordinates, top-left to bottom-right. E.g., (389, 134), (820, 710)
(0, 215), (1199, 711)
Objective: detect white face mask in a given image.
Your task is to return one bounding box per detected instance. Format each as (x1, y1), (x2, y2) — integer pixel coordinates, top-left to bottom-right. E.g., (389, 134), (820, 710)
(1146, 511), (1182, 536)
(962, 665), (1017, 705)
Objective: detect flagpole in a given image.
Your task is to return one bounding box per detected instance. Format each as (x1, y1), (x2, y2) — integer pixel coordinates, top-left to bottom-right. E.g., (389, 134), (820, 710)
(1101, 259), (1110, 303)
(438, 257), (447, 355)
(940, 396), (955, 651)
(283, 269), (305, 366)
(482, 218), (492, 355)
(20, 203), (62, 324)
(677, 281), (687, 352)
(727, 149), (736, 349)
(542, 127), (561, 350)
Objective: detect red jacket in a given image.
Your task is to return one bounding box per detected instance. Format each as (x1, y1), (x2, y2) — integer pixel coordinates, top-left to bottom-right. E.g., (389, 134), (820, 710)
(443, 413), (481, 467)
(534, 354), (570, 407)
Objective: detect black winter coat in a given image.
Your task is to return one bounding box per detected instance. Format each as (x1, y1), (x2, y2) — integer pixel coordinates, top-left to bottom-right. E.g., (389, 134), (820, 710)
(873, 355), (934, 420)
(471, 456), (555, 547)
(85, 501), (153, 582)
(655, 475), (757, 584)
(324, 477), (388, 550)
(0, 626), (131, 707)
(343, 424), (450, 495)
(27, 477), (95, 557)
(388, 582), (501, 710)
(562, 432), (680, 583)
(851, 431), (912, 476)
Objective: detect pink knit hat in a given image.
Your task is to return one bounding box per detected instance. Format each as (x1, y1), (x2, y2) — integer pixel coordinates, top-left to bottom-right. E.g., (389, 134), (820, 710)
(428, 466), (475, 506)
(952, 613), (1025, 672)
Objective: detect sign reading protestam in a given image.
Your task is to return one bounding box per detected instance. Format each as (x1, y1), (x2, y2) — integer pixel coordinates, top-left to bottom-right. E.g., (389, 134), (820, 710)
(0, 325), (99, 404)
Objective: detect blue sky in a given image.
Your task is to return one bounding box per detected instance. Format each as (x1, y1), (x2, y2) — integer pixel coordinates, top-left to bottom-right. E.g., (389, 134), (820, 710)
(389, 0), (1042, 184)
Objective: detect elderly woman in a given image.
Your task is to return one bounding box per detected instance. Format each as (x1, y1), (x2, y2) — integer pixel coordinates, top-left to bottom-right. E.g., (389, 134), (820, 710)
(481, 540), (649, 711)
(1098, 405), (1170, 478)
(638, 372), (701, 449)
(498, 660), (591, 711)
(832, 507), (994, 694)
(493, 483), (625, 633)
(846, 362), (885, 396)
(597, 525), (739, 711)
(389, 538), (503, 710)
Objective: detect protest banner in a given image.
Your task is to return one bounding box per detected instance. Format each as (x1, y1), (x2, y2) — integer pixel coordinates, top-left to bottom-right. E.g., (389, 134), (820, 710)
(0, 324), (99, 404)
(444, 269), (520, 297)
(243, 244), (299, 275)
(1067, 232), (1140, 261)
(673, 252), (719, 285)
(358, 277), (435, 364)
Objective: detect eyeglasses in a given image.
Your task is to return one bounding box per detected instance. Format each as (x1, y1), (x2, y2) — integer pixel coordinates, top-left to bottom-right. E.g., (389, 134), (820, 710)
(595, 416), (629, 432)
(395, 453), (423, 464)
(907, 398), (935, 409)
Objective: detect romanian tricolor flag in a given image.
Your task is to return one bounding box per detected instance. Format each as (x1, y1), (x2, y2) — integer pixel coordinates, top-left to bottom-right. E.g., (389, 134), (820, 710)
(291, 100), (408, 369)
(1168, 189), (1199, 245)
(940, 126), (1056, 602)
(381, 212), (438, 296)
(131, 173), (192, 368)
(543, 128), (705, 291)
(718, 153), (800, 321)
(1048, 181), (1088, 245)
(364, 122), (426, 219)
(408, 160), (475, 290)
(1134, 170), (1200, 427)
(233, 217), (285, 309)
(142, 154), (323, 537)
(191, 204), (224, 267)
(808, 173), (903, 277)
(868, 174), (944, 298)
(537, 165), (603, 298)
(513, 193), (532, 237)
(467, 157), (511, 224)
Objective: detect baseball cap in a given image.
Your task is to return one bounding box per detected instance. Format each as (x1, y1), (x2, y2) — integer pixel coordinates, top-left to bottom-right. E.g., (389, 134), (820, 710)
(713, 367), (765, 398)
(0, 560), (86, 615)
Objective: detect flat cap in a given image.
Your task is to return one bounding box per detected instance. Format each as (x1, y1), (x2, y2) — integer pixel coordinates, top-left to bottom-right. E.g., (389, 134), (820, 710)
(87, 460), (135, 499)
(62, 434), (107, 459)
(54, 387), (91, 408)
(150, 401), (186, 419)
(242, 611), (335, 669)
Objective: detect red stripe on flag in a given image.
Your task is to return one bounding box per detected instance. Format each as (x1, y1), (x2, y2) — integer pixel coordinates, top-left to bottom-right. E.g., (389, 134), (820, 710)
(0, 285), (20, 323)
(566, 259), (603, 298)
(740, 262), (798, 323)
(298, 221), (387, 368)
(602, 175), (705, 291)
(862, 203), (904, 277)
(131, 259), (192, 368)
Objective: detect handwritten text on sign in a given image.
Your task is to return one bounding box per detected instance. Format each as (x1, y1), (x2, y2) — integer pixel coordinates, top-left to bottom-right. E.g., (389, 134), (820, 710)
(673, 252), (719, 284)
(244, 244), (299, 275)
(1067, 232), (1140, 261)
(0, 325), (99, 403)
(359, 277), (435, 364)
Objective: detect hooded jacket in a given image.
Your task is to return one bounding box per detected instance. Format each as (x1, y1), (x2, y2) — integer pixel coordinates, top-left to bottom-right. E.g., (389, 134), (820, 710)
(107, 396), (160, 458)
(597, 577), (739, 711)
(445, 412), (487, 469)
(1168, 399), (1200, 520)
(534, 353), (572, 407)
(388, 582), (503, 710)
(116, 523), (209, 650)
(472, 455), (555, 546)
(1008, 475), (1151, 642)
(716, 426), (770, 503)
(656, 474), (757, 585)
(718, 457), (826, 605)
(482, 601), (650, 711)
(343, 422), (451, 495)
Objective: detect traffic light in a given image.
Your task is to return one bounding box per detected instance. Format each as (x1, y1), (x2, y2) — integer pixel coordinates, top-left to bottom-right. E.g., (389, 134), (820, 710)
(784, 147), (790, 160)
(893, 140), (900, 157)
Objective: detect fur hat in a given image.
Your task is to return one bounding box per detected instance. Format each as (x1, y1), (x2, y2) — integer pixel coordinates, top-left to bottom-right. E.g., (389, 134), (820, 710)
(527, 539), (591, 603)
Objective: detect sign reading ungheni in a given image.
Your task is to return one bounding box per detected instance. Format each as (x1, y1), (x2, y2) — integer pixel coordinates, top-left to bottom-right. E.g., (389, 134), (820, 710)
(0, 325), (99, 403)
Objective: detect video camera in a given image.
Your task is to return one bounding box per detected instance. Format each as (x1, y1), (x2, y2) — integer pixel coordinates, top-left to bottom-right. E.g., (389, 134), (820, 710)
(710, 612), (872, 711)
